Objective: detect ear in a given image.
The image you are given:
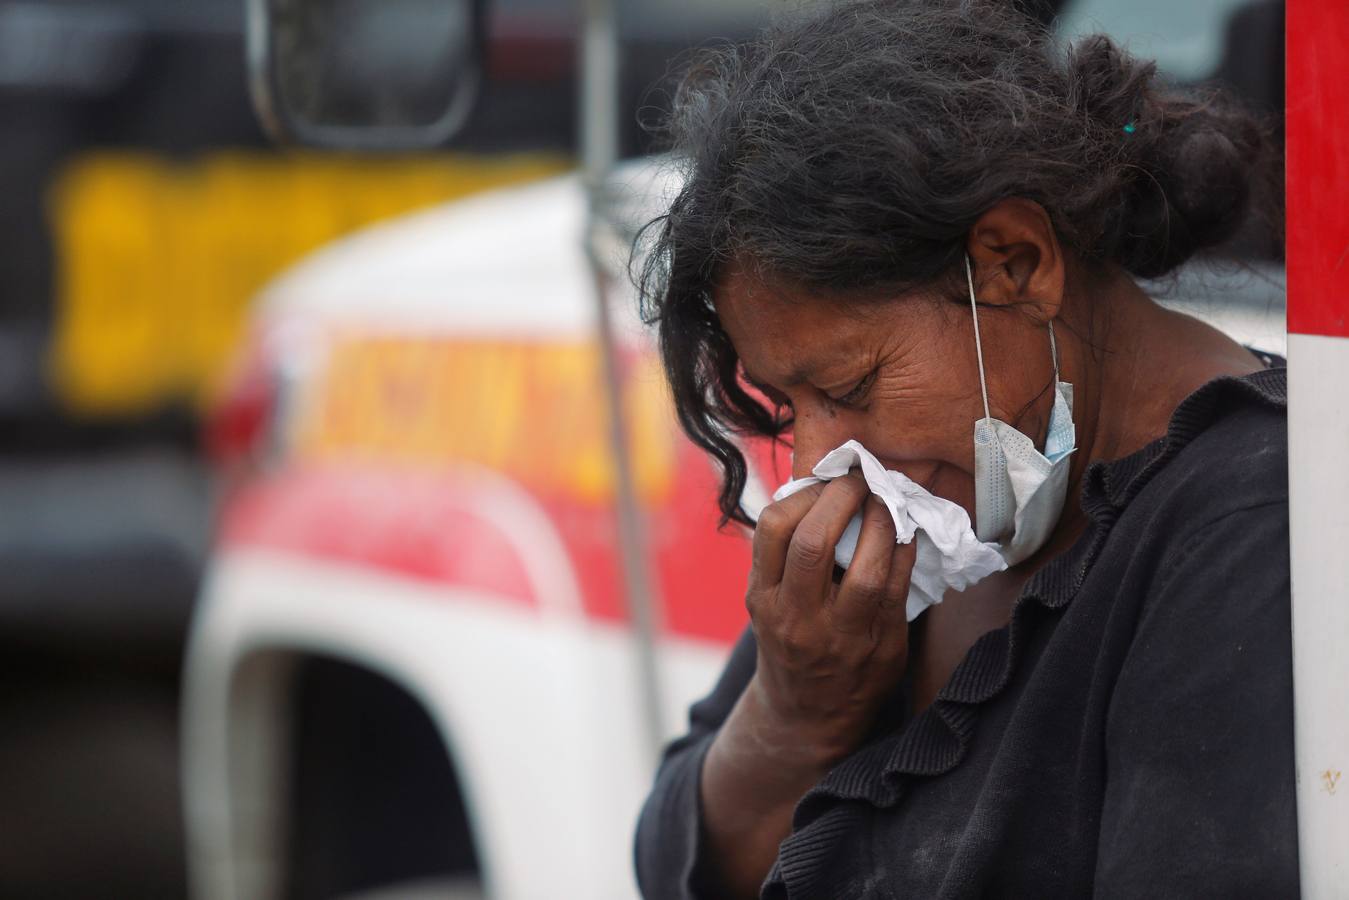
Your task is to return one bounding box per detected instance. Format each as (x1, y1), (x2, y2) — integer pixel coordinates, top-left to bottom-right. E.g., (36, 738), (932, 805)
(964, 198), (1065, 324)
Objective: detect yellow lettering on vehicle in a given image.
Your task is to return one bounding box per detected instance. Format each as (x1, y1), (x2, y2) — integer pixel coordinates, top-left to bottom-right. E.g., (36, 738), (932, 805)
(48, 152), (568, 416)
(291, 337), (676, 505)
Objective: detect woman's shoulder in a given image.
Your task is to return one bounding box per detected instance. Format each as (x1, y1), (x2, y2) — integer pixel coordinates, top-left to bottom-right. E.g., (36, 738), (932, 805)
(1091, 367), (1287, 538)
(1077, 367), (1291, 642)
(1161, 367), (1286, 502)
(1089, 376), (1298, 900)
(1070, 368), (1292, 689)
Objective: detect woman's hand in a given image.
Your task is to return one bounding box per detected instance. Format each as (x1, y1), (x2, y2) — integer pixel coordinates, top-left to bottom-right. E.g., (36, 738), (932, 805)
(698, 474), (916, 898)
(747, 473), (916, 759)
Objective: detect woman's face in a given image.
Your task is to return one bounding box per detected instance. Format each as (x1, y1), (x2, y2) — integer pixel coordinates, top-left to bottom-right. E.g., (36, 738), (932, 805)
(714, 262), (1062, 521)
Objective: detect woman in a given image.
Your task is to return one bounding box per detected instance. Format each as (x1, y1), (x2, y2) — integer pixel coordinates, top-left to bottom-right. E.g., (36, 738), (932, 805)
(633, 1), (1296, 898)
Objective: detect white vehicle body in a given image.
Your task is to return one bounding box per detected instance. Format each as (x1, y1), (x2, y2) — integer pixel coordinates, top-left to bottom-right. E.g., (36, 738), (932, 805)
(183, 168), (753, 900)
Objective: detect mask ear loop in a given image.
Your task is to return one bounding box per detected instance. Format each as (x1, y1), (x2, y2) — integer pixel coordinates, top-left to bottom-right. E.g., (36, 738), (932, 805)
(1048, 320), (1060, 383)
(964, 254), (994, 425)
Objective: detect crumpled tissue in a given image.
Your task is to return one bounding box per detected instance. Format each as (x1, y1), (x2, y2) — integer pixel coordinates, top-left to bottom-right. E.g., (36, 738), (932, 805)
(772, 440), (1007, 622)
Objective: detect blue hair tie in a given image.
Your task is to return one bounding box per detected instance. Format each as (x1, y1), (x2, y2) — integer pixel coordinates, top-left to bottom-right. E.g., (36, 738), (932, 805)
(1122, 121), (1137, 135)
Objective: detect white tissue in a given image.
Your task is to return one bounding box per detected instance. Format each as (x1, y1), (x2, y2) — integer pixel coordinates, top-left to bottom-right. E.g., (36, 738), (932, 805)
(772, 440), (1007, 621)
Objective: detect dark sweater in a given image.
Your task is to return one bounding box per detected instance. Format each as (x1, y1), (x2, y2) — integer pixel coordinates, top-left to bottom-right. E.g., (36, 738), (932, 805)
(635, 368), (1297, 899)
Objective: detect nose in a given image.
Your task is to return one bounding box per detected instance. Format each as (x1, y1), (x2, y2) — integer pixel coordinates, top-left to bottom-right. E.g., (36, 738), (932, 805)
(789, 406), (856, 480)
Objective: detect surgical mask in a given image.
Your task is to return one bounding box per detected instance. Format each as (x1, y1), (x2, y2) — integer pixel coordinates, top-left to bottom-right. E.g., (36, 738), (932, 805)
(966, 255), (1077, 566)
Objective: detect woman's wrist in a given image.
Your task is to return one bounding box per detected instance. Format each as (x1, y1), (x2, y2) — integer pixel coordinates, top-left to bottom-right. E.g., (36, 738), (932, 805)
(742, 672), (884, 769)
(715, 675), (846, 786)
(698, 678), (839, 898)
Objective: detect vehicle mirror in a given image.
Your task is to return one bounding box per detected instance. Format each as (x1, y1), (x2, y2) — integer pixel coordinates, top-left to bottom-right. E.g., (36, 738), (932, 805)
(247, 0), (485, 150)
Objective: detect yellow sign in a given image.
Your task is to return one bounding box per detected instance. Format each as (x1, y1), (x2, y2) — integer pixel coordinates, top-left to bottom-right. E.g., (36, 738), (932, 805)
(48, 151), (568, 416)
(291, 335), (677, 505)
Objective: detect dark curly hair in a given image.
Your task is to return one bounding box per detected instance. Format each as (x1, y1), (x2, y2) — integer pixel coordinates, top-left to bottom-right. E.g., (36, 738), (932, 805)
(636, 0), (1275, 526)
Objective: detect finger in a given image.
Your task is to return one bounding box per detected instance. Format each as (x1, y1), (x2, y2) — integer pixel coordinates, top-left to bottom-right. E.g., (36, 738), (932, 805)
(877, 538), (917, 626)
(750, 481), (827, 589)
(832, 495), (897, 634)
(779, 473), (871, 606)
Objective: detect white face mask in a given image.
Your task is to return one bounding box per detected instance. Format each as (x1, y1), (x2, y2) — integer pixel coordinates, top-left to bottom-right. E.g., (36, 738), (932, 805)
(966, 255), (1077, 567)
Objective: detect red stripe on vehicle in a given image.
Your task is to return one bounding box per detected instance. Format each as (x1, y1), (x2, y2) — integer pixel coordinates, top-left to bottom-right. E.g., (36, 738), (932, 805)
(216, 450), (755, 647)
(221, 466), (538, 607)
(1286, 1), (1349, 338)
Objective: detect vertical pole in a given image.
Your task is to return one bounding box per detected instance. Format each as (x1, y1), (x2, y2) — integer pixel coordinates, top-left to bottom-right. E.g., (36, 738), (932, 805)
(580, 0), (667, 763)
(1286, 2), (1349, 896)
(580, 0), (619, 184)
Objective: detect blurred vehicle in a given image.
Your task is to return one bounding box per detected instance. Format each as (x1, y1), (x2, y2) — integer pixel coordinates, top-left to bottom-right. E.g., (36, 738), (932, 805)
(180, 1), (1329, 900)
(0, 2), (580, 896)
(185, 157), (767, 900)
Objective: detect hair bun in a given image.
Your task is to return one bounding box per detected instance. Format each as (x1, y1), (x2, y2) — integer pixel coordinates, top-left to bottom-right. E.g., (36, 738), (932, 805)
(1066, 34), (1270, 277)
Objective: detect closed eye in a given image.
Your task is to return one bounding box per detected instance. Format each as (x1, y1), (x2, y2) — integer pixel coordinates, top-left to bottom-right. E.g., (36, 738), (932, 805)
(829, 369), (878, 407)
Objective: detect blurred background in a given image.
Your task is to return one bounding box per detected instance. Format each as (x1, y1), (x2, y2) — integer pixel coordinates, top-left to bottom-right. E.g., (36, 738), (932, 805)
(0, 0), (1285, 898)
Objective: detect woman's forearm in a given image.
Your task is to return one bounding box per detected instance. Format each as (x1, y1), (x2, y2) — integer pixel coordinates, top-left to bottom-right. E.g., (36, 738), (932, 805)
(698, 677), (839, 899)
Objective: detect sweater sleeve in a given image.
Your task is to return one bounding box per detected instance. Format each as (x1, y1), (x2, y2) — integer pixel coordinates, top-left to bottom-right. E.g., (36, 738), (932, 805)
(634, 625), (758, 900)
(1094, 503), (1300, 898)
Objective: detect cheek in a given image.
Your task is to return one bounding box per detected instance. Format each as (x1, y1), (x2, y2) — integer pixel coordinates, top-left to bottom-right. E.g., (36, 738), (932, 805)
(928, 464), (977, 521)
(849, 428), (978, 521)
(859, 363), (984, 468)
(855, 396), (977, 473)
(848, 396), (981, 518)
